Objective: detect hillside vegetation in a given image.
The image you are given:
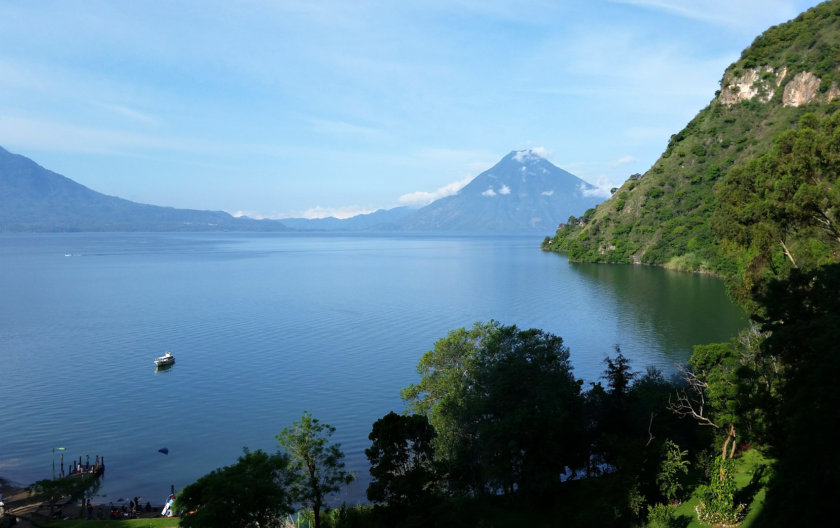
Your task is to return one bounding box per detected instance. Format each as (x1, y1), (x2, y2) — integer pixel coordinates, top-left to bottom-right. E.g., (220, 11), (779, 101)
(544, 0), (840, 297)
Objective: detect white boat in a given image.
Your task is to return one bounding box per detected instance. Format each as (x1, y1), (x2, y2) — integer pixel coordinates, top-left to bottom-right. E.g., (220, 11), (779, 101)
(154, 351), (175, 367)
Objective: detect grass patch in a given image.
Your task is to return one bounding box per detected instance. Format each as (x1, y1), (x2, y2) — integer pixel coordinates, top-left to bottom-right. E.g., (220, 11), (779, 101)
(41, 519), (179, 528)
(650, 449), (772, 527)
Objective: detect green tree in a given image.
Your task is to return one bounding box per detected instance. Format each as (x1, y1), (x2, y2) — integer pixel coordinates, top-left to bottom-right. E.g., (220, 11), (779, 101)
(714, 112), (840, 306)
(178, 449), (294, 528)
(697, 456), (744, 526)
(402, 322), (586, 497)
(603, 347), (636, 397)
(670, 342), (748, 462)
(28, 474), (101, 517)
(276, 411), (354, 528)
(752, 264), (840, 525)
(656, 440), (689, 504)
(647, 502), (677, 528)
(366, 412), (437, 509)
(588, 349), (643, 472)
(401, 321), (498, 465)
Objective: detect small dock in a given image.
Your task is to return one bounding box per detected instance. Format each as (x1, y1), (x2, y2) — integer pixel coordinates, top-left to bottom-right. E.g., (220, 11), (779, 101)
(61, 454), (105, 478)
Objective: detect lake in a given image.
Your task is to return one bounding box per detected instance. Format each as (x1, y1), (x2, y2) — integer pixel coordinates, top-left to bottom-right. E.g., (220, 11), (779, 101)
(0, 232), (746, 505)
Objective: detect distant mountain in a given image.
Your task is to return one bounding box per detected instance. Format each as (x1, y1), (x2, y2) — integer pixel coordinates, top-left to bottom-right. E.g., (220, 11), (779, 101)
(0, 146), (288, 232)
(1, 145), (602, 233)
(282, 150), (604, 232)
(402, 150), (603, 231)
(279, 206), (414, 231)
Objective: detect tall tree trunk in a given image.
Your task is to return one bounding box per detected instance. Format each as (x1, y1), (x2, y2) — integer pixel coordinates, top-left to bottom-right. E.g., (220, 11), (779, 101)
(728, 424), (737, 460)
(719, 424), (737, 480)
(780, 239), (798, 268)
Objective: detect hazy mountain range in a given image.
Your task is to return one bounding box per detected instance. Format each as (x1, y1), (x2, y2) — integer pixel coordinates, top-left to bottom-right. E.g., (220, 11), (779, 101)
(1, 146), (604, 233)
(282, 149), (605, 232)
(0, 146), (288, 232)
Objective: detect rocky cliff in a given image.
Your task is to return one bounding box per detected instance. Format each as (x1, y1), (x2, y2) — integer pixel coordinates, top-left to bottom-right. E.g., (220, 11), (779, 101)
(544, 0), (840, 272)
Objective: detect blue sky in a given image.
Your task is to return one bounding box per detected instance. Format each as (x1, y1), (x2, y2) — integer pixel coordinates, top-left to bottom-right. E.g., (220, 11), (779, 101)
(0, 0), (824, 219)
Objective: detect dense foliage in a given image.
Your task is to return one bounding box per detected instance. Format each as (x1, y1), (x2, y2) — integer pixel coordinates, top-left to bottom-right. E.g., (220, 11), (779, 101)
(27, 474), (101, 517)
(544, 1), (840, 278)
(177, 449), (294, 528)
(714, 111), (840, 307)
(403, 323), (588, 498)
(276, 412), (354, 528)
(171, 281), (838, 527)
(168, 5), (840, 527)
(365, 412), (438, 526)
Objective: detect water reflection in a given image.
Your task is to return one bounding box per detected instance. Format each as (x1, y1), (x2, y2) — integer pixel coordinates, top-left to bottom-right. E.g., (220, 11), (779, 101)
(565, 262), (747, 361)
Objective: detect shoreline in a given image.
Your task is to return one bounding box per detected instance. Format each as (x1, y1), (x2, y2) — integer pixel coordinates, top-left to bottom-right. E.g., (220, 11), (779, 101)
(1, 477), (173, 527)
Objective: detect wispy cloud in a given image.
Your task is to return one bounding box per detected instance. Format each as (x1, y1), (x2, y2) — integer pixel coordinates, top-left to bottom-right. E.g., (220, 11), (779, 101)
(0, 115), (181, 155)
(513, 147), (551, 162)
(296, 205), (375, 219)
(482, 188), (497, 197)
(608, 0), (805, 32)
(306, 117), (384, 138)
(100, 103), (159, 125)
(578, 179), (614, 199)
(610, 155), (637, 166)
(499, 184), (511, 195)
(399, 175), (473, 207)
(0, 114), (290, 159)
(239, 205), (377, 220)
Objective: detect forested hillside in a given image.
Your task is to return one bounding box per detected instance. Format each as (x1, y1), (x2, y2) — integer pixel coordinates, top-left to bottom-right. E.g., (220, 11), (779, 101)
(544, 0), (840, 299)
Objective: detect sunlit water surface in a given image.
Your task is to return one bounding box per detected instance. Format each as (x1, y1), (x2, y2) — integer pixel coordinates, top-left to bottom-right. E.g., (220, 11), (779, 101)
(0, 232), (746, 504)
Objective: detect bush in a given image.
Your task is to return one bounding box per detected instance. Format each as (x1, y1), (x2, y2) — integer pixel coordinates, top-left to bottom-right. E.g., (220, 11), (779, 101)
(647, 503), (677, 528)
(696, 456), (746, 526)
(657, 440), (689, 504)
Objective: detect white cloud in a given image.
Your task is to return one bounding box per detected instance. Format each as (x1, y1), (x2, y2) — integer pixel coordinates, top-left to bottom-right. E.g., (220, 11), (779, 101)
(499, 184), (511, 195)
(611, 155), (637, 166)
(101, 103), (159, 125)
(482, 188), (497, 197)
(607, 0), (806, 32)
(625, 126), (675, 141)
(0, 114), (202, 155)
(541, 190), (554, 196)
(306, 117), (383, 138)
(578, 180), (614, 199)
(297, 205), (375, 219)
(398, 175), (473, 207)
(231, 210), (259, 219)
(513, 147), (550, 162)
(230, 205), (375, 220)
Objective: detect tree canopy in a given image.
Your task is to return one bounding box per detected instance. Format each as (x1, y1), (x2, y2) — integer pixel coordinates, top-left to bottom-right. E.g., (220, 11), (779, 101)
(177, 449), (294, 528)
(402, 322), (586, 497)
(276, 411), (354, 528)
(714, 112), (840, 307)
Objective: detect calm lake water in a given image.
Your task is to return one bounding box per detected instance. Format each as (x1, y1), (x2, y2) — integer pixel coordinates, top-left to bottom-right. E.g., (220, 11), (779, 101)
(0, 232), (746, 504)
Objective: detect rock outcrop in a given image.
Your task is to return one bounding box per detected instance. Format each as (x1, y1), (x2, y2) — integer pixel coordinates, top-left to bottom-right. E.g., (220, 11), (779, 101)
(718, 66), (783, 105)
(718, 67), (831, 108)
(828, 84), (840, 103)
(782, 71), (821, 107)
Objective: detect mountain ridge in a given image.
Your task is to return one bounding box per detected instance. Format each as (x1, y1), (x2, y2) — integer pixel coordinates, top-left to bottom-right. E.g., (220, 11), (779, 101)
(544, 0), (840, 274)
(1, 146), (602, 233)
(281, 149), (604, 232)
(0, 146), (289, 232)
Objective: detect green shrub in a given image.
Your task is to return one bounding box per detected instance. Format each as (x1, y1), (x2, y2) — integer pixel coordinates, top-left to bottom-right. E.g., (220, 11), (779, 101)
(656, 440), (689, 504)
(696, 456), (745, 526)
(647, 503), (676, 528)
